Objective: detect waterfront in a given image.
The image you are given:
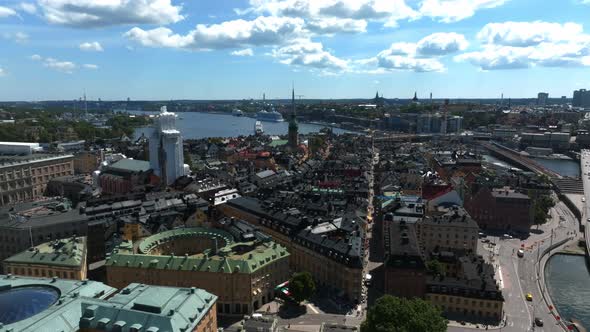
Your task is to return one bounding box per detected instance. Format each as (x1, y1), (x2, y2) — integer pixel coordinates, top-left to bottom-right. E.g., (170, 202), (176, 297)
(132, 111), (351, 139)
(534, 158), (581, 178)
(545, 254), (590, 329)
(482, 154), (580, 178)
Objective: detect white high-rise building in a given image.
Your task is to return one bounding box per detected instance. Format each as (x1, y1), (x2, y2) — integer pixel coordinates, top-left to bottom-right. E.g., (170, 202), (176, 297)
(149, 106), (185, 186)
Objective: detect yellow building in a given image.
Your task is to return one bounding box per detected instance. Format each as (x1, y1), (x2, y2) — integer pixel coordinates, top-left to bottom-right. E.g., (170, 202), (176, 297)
(3, 236), (87, 280)
(106, 226), (290, 316)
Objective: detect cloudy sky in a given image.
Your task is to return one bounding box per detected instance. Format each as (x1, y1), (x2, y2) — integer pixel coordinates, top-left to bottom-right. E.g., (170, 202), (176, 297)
(0, 0), (590, 100)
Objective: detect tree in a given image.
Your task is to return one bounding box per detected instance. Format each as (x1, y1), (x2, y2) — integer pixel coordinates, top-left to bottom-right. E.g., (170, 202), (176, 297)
(289, 272), (316, 303)
(361, 295), (447, 332)
(426, 259), (444, 276)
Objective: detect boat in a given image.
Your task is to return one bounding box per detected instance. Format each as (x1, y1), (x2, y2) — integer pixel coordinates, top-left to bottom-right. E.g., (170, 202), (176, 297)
(255, 121), (264, 135)
(256, 109), (284, 122)
(232, 109), (244, 117)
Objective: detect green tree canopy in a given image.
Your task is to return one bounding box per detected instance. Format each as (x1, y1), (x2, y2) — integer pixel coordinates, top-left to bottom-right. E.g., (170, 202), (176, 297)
(426, 259), (444, 276)
(289, 272), (316, 303)
(361, 295), (447, 332)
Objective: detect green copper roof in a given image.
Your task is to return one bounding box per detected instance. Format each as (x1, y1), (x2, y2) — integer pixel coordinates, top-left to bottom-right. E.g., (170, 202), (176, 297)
(107, 228), (289, 274)
(269, 139), (288, 147)
(79, 283), (217, 332)
(4, 236), (86, 268)
(0, 274), (116, 332)
(138, 227), (233, 255)
(109, 159), (151, 172)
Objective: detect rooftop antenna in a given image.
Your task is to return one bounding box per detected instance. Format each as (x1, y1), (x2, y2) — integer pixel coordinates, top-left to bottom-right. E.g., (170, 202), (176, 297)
(430, 92), (433, 111)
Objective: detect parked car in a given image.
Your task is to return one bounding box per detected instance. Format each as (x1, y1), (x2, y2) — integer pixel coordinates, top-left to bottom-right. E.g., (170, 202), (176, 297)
(535, 318), (544, 326)
(517, 249), (525, 257)
(526, 293), (533, 301)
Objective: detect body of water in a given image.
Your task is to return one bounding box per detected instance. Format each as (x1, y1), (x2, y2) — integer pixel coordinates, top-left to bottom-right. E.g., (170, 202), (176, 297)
(545, 254), (590, 329)
(132, 111), (352, 140)
(533, 158), (581, 178)
(482, 154), (580, 178)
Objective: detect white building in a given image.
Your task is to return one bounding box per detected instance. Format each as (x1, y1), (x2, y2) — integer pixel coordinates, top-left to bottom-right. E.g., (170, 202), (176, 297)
(0, 142), (43, 155)
(149, 106), (186, 185)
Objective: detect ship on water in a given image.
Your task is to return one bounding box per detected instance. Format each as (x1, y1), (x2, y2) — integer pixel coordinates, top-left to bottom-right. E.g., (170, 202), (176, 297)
(232, 109), (244, 117)
(256, 109), (284, 122)
(255, 121), (264, 135)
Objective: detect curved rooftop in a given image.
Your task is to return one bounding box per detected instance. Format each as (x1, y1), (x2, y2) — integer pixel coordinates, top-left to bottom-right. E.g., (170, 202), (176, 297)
(0, 286), (60, 325)
(138, 227), (234, 256)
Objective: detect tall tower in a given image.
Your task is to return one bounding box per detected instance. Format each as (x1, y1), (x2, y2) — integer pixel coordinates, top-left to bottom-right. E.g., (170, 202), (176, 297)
(288, 86), (299, 150)
(149, 106), (185, 186)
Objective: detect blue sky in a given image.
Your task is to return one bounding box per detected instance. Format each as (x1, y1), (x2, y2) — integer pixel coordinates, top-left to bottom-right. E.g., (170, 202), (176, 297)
(1, 0), (590, 101)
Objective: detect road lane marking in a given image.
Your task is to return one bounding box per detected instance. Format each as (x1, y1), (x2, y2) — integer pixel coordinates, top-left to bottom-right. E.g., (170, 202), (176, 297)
(307, 304), (319, 314)
(513, 259), (532, 327)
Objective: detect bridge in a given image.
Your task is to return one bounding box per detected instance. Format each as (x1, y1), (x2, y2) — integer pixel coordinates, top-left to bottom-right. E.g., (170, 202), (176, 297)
(481, 141), (562, 178)
(580, 150), (590, 262)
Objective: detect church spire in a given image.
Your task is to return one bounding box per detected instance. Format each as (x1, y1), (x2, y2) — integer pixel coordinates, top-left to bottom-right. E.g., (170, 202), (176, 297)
(288, 84), (299, 150)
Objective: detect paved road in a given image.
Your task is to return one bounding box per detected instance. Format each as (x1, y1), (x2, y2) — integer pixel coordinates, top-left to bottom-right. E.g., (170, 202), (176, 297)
(450, 202), (577, 332)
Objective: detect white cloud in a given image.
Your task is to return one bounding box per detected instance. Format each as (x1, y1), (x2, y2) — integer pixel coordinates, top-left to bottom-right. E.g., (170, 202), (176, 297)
(20, 2), (37, 14)
(0, 6), (17, 17)
(455, 45), (531, 70)
(456, 21), (590, 70)
(125, 16), (306, 50)
(83, 63), (98, 69)
(44, 57), (76, 73)
(0, 67), (5, 76)
(416, 32), (469, 56)
(305, 17), (367, 35)
(30, 54), (78, 73)
(231, 48), (254, 56)
(355, 32), (466, 73)
(3, 32), (29, 44)
(37, 0), (184, 27)
(419, 0), (508, 23)
(375, 54), (445, 72)
(477, 21), (584, 47)
(79, 41), (103, 52)
(272, 38), (349, 71)
(246, 0), (419, 29)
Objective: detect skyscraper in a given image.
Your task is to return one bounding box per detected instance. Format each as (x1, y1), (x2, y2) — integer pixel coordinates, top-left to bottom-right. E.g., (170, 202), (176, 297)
(537, 92), (548, 106)
(288, 87), (299, 150)
(573, 89), (590, 107)
(149, 106), (185, 186)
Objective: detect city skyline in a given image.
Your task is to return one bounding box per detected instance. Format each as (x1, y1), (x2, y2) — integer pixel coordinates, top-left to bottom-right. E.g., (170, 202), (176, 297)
(1, 0), (590, 101)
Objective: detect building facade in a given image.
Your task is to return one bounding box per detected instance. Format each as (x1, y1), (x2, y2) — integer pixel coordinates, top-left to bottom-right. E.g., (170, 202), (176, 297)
(74, 151), (101, 174)
(573, 89), (590, 108)
(3, 236), (87, 280)
(219, 197), (364, 303)
(106, 225), (290, 316)
(465, 187), (533, 232)
(0, 198), (88, 266)
(0, 154), (74, 206)
(149, 106), (185, 186)
(417, 206), (479, 255)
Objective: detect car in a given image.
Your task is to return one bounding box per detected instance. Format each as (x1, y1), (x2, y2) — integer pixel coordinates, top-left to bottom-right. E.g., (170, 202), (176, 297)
(535, 318), (544, 327)
(502, 234), (513, 239)
(526, 293), (533, 301)
(583, 197), (586, 203)
(481, 238), (490, 243)
(517, 249), (525, 257)
(478, 232), (486, 238)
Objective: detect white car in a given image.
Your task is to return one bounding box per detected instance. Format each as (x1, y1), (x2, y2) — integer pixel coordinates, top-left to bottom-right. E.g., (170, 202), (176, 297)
(517, 249), (525, 257)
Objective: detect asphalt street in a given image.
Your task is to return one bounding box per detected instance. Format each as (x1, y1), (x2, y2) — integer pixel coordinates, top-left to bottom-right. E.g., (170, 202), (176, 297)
(450, 201), (578, 332)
